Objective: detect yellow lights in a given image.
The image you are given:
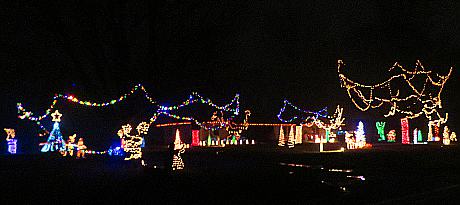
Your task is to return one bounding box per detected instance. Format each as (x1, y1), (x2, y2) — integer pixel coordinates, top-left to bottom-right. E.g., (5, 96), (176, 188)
(278, 127), (285, 146)
(118, 122), (150, 160)
(63, 134), (77, 157)
(76, 138), (87, 159)
(443, 126), (457, 145)
(287, 126), (295, 148)
(172, 129), (185, 170)
(314, 105), (345, 131)
(338, 60), (453, 137)
(51, 110), (63, 122)
(4, 128), (15, 140)
(155, 122), (192, 127)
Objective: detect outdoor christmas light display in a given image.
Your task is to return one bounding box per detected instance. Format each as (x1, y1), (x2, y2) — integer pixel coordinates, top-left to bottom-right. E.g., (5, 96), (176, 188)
(345, 131), (355, 149)
(277, 99), (328, 124)
(17, 84), (156, 136)
(117, 122), (150, 160)
(4, 128), (17, 154)
(314, 105), (345, 143)
(295, 126), (302, 144)
(76, 138), (87, 159)
(442, 126), (457, 145)
(376, 122), (386, 141)
(287, 126), (295, 148)
(155, 92), (240, 131)
(63, 134), (77, 156)
(41, 110), (66, 152)
(338, 60), (453, 141)
(192, 130), (200, 146)
(172, 129), (185, 171)
(355, 121), (366, 148)
(387, 130), (396, 142)
(278, 126), (285, 146)
(401, 118), (410, 144)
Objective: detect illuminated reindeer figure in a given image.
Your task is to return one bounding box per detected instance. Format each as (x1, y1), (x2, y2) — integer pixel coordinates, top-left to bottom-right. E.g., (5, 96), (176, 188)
(314, 106), (345, 152)
(117, 122), (150, 160)
(338, 60), (453, 140)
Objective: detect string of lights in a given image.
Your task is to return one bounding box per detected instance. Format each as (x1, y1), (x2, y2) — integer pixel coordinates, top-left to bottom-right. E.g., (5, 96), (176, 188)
(337, 60), (452, 127)
(277, 99), (328, 124)
(17, 84), (157, 135)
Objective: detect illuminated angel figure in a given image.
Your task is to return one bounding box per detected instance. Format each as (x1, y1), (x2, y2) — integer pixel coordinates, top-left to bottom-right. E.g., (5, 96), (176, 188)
(117, 122), (150, 160)
(338, 60), (453, 137)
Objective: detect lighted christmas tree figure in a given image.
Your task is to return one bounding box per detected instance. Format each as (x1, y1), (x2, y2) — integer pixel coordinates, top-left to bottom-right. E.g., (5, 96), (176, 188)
(418, 129), (423, 142)
(41, 110), (66, 152)
(355, 121), (366, 148)
(287, 126), (295, 148)
(172, 129), (185, 170)
(376, 122), (386, 141)
(278, 126), (285, 146)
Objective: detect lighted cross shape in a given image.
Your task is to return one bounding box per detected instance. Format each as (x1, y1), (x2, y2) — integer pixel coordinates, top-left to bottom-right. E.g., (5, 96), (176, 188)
(51, 110), (63, 122)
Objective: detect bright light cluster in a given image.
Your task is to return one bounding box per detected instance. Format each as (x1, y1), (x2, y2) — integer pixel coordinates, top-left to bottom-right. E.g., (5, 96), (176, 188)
(117, 122), (150, 160)
(338, 60), (453, 137)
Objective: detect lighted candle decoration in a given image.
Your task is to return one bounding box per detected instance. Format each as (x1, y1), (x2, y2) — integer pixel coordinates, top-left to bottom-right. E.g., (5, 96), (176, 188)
(338, 60), (453, 140)
(4, 128), (17, 154)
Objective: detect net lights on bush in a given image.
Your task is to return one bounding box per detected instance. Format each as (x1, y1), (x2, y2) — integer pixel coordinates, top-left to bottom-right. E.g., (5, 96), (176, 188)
(17, 84), (156, 135)
(117, 122), (150, 160)
(4, 128), (17, 154)
(338, 60), (453, 138)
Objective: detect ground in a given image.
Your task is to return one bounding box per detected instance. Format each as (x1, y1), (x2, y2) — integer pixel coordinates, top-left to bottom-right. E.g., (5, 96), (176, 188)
(2, 143), (460, 204)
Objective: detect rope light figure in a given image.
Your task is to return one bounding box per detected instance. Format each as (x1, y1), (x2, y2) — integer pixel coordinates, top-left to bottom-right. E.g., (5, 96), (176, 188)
(117, 122), (150, 160)
(338, 60), (453, 138)
(4, 128), (17, 154)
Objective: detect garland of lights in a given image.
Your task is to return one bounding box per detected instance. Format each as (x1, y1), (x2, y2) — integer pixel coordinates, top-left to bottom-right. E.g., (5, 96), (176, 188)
(155, 93), (240, 131)
(277, 99), (328, 124)
(17, 84), (156, 135)
(338, 60), (453, 136)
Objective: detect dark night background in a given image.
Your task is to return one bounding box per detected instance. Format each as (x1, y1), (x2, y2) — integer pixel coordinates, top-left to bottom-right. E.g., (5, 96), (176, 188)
(1, 1), (459, 152)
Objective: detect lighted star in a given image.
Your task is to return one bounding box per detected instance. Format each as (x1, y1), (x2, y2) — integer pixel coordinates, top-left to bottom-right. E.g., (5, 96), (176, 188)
(51, 110), (63, 122)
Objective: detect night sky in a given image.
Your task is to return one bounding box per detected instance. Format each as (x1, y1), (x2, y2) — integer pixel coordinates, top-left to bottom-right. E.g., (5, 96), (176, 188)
(1, 1), (459, 151)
